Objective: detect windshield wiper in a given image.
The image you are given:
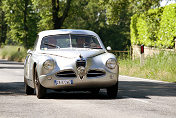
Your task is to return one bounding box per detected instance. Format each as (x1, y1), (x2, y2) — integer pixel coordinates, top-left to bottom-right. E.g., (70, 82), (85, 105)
(44, 43), (60, 48)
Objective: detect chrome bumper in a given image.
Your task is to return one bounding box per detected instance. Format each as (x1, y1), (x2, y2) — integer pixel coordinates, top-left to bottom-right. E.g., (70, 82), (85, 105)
(39, 72), (118, 89)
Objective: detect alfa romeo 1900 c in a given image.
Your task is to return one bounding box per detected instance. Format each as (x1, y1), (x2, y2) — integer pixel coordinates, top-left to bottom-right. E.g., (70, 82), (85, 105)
(24, 29), (119, 99)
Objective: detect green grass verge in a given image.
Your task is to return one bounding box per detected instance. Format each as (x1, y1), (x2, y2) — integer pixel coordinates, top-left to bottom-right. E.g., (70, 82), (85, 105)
(0, 45), (27, 62)
(119, 51), (176, 83)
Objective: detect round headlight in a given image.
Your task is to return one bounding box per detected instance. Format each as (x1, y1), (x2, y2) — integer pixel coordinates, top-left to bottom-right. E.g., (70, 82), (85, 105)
(106, 58), (117, 69)
(43, 60), (54, 70)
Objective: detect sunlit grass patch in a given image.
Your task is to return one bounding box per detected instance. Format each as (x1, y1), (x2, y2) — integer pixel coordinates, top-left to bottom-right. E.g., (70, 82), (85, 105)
(0, 45), (27, 62)
(119, 51), (176, 83)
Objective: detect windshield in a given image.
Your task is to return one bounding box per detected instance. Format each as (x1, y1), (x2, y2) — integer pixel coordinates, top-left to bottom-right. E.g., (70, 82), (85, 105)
(40, 34), (101, 50)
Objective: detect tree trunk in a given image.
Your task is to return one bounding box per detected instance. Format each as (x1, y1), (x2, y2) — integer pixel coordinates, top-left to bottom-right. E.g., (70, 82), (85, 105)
(52, 0), (71, 29)
(0, 11), (7, 45)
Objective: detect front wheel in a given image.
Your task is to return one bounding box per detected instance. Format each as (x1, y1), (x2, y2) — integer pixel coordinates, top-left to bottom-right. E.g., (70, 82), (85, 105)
(107, 82), (118, 99)
(25, 82), (34, 95)
(90, 88), (100, 95)
(34, 68), (46, 99)
(24, 77), (34, 95)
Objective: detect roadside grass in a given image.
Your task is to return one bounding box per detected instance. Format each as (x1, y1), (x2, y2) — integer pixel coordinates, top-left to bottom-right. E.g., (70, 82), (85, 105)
(119, 51), (176, 83)
(0, 45), (27, 62)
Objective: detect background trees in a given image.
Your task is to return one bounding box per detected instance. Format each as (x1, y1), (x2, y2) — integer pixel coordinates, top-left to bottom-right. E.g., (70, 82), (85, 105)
(2, 0), (39, 48)
(0, 0), (174, 49)
(32, 0), (72, 30)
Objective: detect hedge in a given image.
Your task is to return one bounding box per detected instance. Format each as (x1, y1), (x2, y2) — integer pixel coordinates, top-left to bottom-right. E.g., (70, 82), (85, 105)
(130, 3), (176, 48)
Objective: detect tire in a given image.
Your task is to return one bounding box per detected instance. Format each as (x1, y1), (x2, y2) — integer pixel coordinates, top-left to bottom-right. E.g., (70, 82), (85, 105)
(25, 82), (34, 95)
(107, 82), (118, 99)
(90, 89), (100, 95)
(34, 68), (46, 99)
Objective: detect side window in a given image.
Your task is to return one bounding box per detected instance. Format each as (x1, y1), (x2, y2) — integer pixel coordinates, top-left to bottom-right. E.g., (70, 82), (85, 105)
(92, 36), (100, 45)
(33, 35), (39, 51)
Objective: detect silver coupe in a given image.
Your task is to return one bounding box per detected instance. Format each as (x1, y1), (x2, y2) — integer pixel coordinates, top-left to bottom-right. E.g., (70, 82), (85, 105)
(24, 29), (119, 99)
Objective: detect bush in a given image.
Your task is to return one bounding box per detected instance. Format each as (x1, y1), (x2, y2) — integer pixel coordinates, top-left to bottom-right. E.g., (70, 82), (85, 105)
(130, 14), (138, 45)
(158, 4), (176, 48)
(130, 3), (176, 48)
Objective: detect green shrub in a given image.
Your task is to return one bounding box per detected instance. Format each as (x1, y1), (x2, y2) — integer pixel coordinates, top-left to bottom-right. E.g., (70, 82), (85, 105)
(158, 4), (176, 48)
(130, 3), (175, 48)
(130, 14), (138, 45)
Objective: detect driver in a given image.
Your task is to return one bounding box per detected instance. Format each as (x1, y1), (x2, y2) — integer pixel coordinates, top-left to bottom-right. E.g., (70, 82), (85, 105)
(76, 38), (85, 48)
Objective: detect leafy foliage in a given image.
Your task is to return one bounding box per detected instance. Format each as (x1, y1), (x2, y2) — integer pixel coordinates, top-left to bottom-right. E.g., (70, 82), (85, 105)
(158, 3), (176, 48)
(129, 0), (161, 14)
(131, 3), (176, 48)
(63, 0), (132, 50)
(0, 0), (169, 50)
(2, 0), (39, 48)
(32, 0), (72, 30)
(32, 0), (54, 31)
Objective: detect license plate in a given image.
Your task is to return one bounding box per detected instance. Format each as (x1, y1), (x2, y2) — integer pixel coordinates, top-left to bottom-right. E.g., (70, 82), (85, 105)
(54, 80), (73, 85)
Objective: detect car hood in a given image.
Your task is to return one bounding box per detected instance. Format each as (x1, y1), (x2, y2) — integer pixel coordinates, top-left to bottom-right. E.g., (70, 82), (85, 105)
(39, 49), (106, 59)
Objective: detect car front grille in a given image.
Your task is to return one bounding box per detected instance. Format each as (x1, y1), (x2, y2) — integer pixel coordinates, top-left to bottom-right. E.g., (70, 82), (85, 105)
(56, 70), (76, 77)
(76, 60), (86, 67)
(87, 69), (106, 77)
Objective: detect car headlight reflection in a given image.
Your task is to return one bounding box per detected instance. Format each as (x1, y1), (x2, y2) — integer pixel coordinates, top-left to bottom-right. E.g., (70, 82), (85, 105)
(106, 58), (117, 69)
(43, 60), (54, 70)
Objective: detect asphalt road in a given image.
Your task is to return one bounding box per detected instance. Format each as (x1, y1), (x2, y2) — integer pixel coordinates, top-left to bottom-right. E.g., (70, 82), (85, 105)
(0, 60), (176, 118)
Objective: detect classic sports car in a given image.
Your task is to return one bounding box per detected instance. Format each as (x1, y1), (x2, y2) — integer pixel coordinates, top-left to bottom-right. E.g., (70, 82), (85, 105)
(24, 29), (119, 99)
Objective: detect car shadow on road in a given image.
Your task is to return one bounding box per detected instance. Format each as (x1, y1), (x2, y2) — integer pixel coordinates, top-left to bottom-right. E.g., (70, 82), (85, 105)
(0, 66), (24, 69)
(118, 81), (176, 99)
(0, 81), (176, 100)
(0, 59), (24, 65)
(0, 82), (25, 95)
(45, 90), (111, 100)
(45, 80), (176, 100)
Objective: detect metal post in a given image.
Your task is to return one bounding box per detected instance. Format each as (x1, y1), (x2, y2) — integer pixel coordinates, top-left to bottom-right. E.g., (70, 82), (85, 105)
(140, 44), (144, 65)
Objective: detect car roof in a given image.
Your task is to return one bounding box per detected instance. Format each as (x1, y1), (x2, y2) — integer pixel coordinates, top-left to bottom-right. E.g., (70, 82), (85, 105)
(38, 29), (98, 37)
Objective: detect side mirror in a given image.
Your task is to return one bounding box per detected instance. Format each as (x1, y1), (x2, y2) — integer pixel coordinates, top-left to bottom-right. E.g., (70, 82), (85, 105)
(106, 46), (112, 51)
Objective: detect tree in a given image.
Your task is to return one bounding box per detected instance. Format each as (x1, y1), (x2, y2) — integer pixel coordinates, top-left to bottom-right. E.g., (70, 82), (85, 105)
(32, 0), (72, 30)
(96, 0), (166, 50)
(63, 0), (131, 50)
(1, 0), (173, 50)
(2, 0), (39, 48)
(52, 0), (71, 29)
(129, 0), (161, 14)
